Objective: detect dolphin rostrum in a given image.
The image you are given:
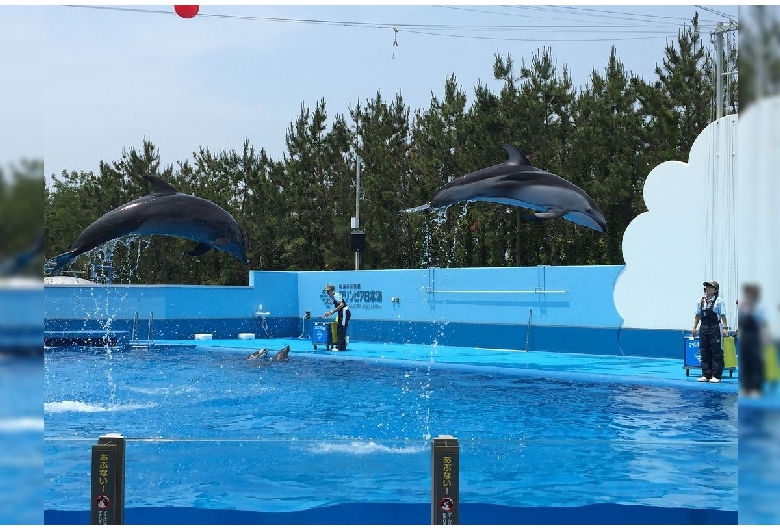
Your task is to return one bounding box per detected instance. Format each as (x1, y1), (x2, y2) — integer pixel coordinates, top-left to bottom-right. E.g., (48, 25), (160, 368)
(247, 348), (269, 360)
(403, 144), (607, 232)
(47, 174), (249, 274)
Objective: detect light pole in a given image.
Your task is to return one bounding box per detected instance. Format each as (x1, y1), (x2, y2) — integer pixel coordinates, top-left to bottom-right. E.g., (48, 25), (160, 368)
(351, 154), (363, 270)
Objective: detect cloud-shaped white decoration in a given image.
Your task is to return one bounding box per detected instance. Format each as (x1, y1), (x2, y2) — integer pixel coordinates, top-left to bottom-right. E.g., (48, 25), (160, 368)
(614, 115), (738, 331)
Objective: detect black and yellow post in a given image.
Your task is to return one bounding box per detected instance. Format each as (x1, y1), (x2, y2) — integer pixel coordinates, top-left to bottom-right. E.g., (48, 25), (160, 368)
(91, 433), (125, 524)
(432, 435), (459, 525)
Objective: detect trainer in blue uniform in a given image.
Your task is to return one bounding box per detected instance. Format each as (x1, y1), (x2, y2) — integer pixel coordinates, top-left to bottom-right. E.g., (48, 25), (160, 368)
(692, 280), (729, 383)
(323, 283), (351, 351)
(737, 283), (770, 397)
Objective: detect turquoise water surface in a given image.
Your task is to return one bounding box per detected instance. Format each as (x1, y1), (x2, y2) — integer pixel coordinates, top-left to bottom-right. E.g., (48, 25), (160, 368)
(43, 339), (737, 523)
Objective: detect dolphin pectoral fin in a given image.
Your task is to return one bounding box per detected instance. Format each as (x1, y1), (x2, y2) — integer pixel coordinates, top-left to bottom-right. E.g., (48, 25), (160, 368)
(521, 213), (547, 224)
(401, 203), (431, 214)
(185, 242), (213, 257)
(522, 209), (564, 224)
(563, 211), (608, 232)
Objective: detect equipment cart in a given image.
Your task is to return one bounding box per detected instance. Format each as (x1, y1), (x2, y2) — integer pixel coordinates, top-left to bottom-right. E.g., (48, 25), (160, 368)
(312, 318), (337, 351)
(683, 333), (737, 378)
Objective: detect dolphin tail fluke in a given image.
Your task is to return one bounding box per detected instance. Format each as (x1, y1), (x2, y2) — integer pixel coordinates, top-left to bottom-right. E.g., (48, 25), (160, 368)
(401, 203), (431, 214)
(185, 242), (213, 257)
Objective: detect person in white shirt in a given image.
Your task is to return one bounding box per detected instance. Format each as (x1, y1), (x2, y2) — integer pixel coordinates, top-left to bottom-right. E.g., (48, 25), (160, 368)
(323, 283), (351, 351)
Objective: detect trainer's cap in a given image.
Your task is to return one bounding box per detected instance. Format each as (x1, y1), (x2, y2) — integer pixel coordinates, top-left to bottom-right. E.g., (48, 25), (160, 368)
(703, 280), (719, 290)
(323, 283), (335, 292)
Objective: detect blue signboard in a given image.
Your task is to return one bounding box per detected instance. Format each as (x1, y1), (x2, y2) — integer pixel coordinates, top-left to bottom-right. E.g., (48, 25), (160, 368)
(312, 322), (329, 345)
(313, 322), (328, 344)
(684, 337), (701, 368)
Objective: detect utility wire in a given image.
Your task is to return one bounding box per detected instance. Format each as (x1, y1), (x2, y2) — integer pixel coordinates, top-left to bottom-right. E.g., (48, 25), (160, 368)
(499, 4), (734, 26)
(402, 28), (672, 42)
(694, 5), (737, 20)
(60, 4), (714, 42)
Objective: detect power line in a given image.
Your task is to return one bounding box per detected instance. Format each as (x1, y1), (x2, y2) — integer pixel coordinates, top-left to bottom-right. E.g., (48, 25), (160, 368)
(59, 4), (702, 42)
(500, 4), (732, 26)
(694, 5), (737, 20)
(402, 28), (672, 42)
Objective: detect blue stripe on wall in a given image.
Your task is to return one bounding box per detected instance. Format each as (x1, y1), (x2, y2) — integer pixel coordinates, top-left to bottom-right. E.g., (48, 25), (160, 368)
(43, 265), (689, 359)
(44, 316), (684, 359)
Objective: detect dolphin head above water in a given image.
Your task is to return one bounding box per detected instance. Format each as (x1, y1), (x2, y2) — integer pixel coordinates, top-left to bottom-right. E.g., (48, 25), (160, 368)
(407, 144), (607, 233)
(47, 174), (249, 274)
(272, 345), (290, 361)
(247, 348), (269, 360)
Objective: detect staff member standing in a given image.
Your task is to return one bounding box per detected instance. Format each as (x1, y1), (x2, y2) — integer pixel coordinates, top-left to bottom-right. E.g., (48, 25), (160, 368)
(323, 283), (351, 351)
(692, 280), (729, 383)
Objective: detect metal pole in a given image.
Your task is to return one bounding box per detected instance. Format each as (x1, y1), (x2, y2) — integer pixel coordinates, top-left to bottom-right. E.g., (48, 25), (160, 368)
(355, 155), (361, 271)
(714, 22), (724, 120)
(756, 15), (766, 101)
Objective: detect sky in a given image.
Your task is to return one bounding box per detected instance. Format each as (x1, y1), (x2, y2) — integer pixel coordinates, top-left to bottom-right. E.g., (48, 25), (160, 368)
(0, 3), (739, 183)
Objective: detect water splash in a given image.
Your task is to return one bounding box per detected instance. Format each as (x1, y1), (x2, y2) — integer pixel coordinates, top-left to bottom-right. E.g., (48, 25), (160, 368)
(72, 235), (152, 285)
(308, 440), (426, 455)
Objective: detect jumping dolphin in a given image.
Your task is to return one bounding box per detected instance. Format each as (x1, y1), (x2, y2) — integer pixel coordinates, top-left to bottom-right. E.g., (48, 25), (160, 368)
(403, 144), (607, 232)
(47, 174), (249, 273)
(246, 348), (269, 360)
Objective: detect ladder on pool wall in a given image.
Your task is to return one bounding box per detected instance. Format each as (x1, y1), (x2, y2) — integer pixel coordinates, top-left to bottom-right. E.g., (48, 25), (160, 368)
(130, 311), (154, 348)
(519, 308), (532, 352)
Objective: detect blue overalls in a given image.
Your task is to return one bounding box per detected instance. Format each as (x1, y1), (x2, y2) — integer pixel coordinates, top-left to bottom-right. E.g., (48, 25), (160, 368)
(332, 297), (351, 351)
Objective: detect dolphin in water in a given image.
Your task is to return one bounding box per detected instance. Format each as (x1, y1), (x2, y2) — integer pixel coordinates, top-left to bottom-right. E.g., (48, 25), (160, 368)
(272, 345), (290, 361)
(247, 345), (290, 362)
(403, 144), (607, 232)
(47, 174), (249, 274)
(246, 348), (269, 360)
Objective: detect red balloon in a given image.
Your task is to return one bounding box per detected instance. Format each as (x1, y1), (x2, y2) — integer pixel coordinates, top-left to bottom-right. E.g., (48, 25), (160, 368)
(174, 5), (199, 18)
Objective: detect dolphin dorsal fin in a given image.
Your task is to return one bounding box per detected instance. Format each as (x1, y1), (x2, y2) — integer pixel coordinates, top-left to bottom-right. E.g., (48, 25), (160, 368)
(143, 174), (180, 196)
(501, 144), (533, 167)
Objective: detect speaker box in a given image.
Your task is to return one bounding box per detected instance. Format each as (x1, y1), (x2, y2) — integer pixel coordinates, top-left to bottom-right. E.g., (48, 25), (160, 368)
(350, 230), (366, 252)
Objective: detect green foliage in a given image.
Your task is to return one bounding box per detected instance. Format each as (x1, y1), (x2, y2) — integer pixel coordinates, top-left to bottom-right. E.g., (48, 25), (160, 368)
(2, 159), (44, 276)
(651, 13), (714, 157)
(43, 16), (719, 284)
(739, 6), (779, 111)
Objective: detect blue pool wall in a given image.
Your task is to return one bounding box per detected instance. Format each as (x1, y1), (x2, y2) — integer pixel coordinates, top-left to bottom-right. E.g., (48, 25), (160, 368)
(43, 265), (684, 358)
(0, 284), (43, 351)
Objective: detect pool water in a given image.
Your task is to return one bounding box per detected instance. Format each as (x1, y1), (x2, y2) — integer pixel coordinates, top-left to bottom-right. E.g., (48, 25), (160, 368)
(1, 355), (44, 525)
(43, 342), (737, 522)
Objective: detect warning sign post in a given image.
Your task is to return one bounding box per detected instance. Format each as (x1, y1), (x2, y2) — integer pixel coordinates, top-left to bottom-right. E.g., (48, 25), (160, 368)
(432, 435), (459, 525)
(90, 433), (125, 525)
